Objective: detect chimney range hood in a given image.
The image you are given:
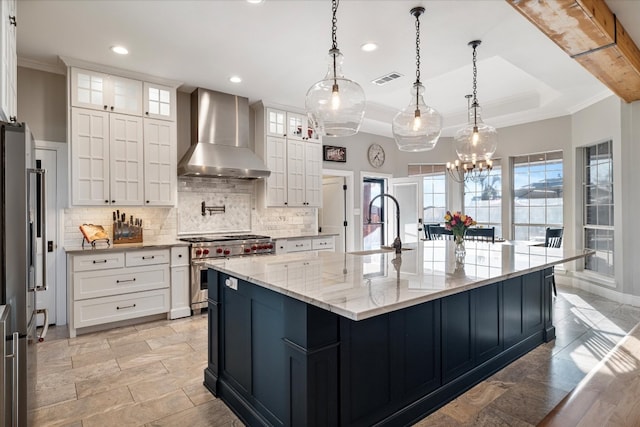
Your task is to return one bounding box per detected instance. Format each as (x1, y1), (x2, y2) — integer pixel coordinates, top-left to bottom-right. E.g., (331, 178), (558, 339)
(177, 88), (270, 179)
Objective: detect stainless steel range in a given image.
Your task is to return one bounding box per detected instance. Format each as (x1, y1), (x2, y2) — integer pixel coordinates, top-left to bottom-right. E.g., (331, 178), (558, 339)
(179, 234), (274, 311)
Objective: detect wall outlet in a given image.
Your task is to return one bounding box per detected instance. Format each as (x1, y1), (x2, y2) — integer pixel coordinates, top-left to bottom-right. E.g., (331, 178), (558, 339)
(225, 277), (238, 290)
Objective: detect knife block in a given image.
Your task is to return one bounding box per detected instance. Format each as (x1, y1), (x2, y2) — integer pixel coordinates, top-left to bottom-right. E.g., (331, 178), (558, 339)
(113, 223), (143, 244)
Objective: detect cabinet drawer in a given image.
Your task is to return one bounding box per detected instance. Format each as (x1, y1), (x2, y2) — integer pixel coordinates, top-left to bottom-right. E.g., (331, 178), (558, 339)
(312, 237), (334, 251)
(286, 239), (312, 252)
(72, 252), (125, 272)
(73, 288), (170, 329)
(74, 264), (170, 300)
(126, 249), (170, 266)
(171, 246), (189, 266)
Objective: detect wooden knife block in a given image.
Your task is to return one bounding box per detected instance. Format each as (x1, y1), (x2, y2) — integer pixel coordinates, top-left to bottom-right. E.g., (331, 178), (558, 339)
(113, 224), (143, 244)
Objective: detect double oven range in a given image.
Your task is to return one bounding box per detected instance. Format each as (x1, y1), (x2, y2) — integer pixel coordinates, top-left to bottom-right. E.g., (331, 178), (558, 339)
(179, 234), (274, 311)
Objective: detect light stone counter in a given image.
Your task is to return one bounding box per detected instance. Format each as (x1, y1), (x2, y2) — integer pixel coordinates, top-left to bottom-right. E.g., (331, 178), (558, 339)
(64, 238), (189, 254)
(207, 240), (593, 321)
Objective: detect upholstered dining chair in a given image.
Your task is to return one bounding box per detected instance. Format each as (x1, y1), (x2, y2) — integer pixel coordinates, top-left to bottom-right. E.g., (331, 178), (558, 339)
(545, 227), (564, 297)
(465, 227), (495, 243)
(427, 225), (454, 240)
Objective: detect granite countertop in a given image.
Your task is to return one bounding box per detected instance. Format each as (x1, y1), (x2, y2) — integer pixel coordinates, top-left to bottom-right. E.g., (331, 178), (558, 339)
(64, 238), (189, 254)
(207, 240), (593, 321)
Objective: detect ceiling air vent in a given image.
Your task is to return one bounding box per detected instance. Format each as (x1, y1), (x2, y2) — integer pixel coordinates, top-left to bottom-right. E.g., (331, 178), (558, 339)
(371, 72), (403, 86)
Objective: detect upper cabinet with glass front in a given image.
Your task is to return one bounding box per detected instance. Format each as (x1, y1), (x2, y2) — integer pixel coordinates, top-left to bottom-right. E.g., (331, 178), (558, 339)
(71, 67), (143, 116)
(265, 107), (320, 143)
(143, 82), (176, 121)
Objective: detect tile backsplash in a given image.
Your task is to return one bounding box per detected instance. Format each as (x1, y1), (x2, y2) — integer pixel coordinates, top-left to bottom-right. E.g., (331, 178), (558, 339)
(63, 177), (318, 247)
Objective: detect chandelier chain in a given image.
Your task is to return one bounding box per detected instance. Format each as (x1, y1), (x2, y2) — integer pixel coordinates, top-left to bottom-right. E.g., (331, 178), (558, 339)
(472, 44), (478, 107)
(415, 12), (421, 85)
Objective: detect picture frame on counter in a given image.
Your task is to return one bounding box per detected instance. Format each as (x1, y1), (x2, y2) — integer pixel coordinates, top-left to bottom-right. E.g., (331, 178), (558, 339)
(323, 145), (347, 162)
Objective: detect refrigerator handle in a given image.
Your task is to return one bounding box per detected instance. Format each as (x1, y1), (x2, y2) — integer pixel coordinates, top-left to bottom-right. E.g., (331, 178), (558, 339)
(30, 169), (47, 292)
(6, 332), (19, 427)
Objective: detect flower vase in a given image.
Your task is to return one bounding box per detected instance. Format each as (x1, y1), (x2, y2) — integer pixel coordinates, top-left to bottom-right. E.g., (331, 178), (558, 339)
(454, 235), (466, 262)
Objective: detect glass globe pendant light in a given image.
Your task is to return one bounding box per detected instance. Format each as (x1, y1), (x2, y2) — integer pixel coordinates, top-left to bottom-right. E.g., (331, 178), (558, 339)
(305, 0), (365, 137)
(392, 6), (442, 152)
(454, 40), (498, 162)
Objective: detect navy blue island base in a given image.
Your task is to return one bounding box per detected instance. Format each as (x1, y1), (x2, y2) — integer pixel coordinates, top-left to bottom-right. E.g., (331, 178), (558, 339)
(204, 266), (555, 426)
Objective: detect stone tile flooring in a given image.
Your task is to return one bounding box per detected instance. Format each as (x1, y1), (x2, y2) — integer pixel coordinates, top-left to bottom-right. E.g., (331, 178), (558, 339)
(32, 283), (640, 426)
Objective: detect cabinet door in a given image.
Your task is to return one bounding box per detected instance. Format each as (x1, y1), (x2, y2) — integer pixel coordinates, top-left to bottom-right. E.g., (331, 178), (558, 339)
(266, 108), (286, 137)
(71, 68), (110, 111)
(110, 114), (144, 205)
(0, 0), (16, 122)
(144, 118), (176, 206)
(304, 142), (322, 207)
(110, 75), (143, 116)
(71, 108), (110, 205)
(265, 136), (287, 207)
(143, 82), (175, 121)
(287, 140), (305, 207)
(286, 111), (307, 141)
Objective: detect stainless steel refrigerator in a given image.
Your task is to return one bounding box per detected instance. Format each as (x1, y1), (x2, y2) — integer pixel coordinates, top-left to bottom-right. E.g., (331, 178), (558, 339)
(1, 122), (45, 427)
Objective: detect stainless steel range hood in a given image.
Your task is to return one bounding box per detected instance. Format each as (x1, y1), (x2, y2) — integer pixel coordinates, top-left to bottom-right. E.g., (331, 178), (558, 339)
(177, 88), (270, 179)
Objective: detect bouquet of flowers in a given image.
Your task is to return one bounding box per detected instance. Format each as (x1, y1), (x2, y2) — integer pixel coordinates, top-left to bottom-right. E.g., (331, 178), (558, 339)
(444, 211), (476, 243)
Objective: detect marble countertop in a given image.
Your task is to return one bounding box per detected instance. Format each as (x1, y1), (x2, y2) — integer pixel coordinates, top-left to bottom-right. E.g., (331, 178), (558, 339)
(64, 238), (189, 254)
(207, 241), (593, 321)
(269, 232), (339, 240)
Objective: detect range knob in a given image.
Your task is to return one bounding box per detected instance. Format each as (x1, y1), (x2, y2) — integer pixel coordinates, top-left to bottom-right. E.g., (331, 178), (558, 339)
(223, 249), (231, 255)
(216, 248), (223, 254)
(267, 244), (274, 249)
(244, 248), (251, 253)
(251, 245), (258, 251)
(195, 249), (203, 256)
(203, 249), (210, 255)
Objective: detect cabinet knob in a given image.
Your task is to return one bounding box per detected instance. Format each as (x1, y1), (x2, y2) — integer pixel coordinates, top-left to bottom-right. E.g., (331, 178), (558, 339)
(284, 202), (288, 205)
(145, 112), (149, 115)
(146, 200), (150, 204)
(105, 200), (109, 203)
(178, 254), (182, 258)
(112, 200), (115, 203)
(104, 105), (108, 110)
(110, 106), (114, 111)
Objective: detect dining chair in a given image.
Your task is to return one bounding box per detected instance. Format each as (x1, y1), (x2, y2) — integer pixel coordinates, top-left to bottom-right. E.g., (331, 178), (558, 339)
(428, 225), (454, 240)
(465, 227), (495, 243)
(545, 227), (564, 297)
(423, 223), (441, 240)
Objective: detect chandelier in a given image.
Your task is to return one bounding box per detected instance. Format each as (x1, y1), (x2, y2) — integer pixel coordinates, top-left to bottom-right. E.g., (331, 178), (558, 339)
(446, 158), (493, 184)
(391, 6), (442, 152)
(305, 0), (366, 137)
(454, 40), (497, 162)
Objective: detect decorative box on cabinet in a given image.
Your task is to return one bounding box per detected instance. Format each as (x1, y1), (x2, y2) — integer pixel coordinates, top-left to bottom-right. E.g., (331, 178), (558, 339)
(170, 246), (191, 319)
(68, 248), (171, 337)
(0, 0), (17, 122)
(254, 102), (322, 208)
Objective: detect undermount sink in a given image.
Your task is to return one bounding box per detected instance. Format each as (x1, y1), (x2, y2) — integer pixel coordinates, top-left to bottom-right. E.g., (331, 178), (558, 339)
(349, 247), (414, 256)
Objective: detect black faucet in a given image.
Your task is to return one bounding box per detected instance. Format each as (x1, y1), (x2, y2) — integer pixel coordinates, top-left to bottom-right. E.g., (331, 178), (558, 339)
(367, 193), (402, 254)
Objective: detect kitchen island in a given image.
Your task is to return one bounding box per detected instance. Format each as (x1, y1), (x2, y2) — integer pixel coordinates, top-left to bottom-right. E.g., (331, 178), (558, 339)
(204, 241), (592, 426)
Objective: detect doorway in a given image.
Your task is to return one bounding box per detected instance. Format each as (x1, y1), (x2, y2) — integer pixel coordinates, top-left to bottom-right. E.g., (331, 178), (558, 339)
(320, 169), (354, 252)
(363, 178), (386, 250)
(35, 141), (67, 327)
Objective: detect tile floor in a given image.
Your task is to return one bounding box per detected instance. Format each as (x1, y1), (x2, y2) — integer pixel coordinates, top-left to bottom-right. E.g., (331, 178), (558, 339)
(32, 283), (640, 426)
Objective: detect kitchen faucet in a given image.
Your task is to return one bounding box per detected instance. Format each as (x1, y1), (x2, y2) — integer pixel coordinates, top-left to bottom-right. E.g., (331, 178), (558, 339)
(367, 193), (402, 254)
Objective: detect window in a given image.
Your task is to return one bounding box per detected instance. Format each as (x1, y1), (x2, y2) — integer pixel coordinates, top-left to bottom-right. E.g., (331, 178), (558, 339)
(363, 178), (385, 250)
(583, 141), (614, 277)
(408, 164), (447, 227)
(463, 160), (502, 238)
(512, 151), (563, 241)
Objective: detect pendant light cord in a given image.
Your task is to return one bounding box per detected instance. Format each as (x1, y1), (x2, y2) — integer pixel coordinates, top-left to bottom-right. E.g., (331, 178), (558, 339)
(472, 43), (478, 127)
(331, 0), (339, 86)
(414, 10), (421, 107)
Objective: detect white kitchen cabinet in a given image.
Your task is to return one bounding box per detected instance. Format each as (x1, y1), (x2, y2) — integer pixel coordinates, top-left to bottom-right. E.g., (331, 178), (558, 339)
(143, 118), (176, 206)
(68, 248), (171, 337)
(170, 246), (190, 319)
(0, 0), (17, 122)
(71, 67), (143, 116)
(71, 107), (144, 206)
(255, 102), (322, 208)
(275, 235), (335, 254)
(143, 82), (176, 121)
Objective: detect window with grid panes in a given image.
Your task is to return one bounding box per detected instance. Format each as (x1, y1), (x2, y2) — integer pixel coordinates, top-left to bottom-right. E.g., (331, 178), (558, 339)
(408, 164), (447, 227)
(583, 141), (614, 277)
(512, 151), (563, 242)
(463, 160), (502, 238)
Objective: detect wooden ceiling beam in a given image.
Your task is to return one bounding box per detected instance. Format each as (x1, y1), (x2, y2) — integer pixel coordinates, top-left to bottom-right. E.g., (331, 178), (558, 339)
(507, 0), (640, 103)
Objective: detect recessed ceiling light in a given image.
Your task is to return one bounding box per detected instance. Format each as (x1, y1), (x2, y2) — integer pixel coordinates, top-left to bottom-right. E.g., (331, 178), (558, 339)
(110, 45), (129, 55)
(229, 76), (242, 83)
(361, 42), (378, 52)
(246, 0), (264, 4)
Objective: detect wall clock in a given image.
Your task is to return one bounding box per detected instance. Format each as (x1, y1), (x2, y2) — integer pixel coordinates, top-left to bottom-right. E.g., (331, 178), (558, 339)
(368, 143), (385, 168)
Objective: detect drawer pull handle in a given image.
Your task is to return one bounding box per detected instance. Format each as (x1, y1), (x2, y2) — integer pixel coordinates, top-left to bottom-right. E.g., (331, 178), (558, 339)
(142, 255), (155, 260)
(116, 304), (136, 310)
(93, 260), (108, 264)
(116, 278), (136, 284)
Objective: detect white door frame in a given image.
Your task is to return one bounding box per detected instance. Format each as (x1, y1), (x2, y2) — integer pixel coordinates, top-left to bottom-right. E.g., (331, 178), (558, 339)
(35, 140), (68, 326)
(360, 171), (393, 251)
(322, 168), (355, 252)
